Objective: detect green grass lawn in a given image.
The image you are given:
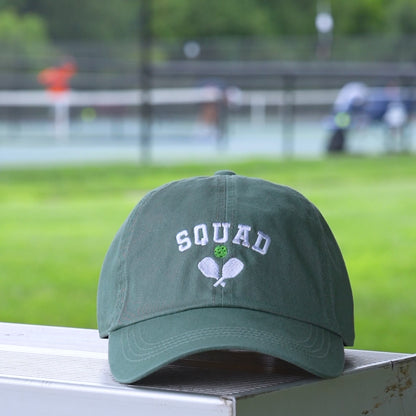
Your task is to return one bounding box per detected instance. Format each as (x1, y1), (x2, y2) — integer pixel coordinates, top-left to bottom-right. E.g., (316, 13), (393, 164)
(1, 155), (415, 354)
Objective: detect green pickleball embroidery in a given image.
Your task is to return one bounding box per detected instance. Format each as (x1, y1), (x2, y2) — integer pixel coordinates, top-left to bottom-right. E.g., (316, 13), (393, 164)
(214, 245), (228, 258)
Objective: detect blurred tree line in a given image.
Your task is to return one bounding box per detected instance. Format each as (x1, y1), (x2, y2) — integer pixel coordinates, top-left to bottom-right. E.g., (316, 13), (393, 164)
(1, 0), (416, 77)
(1, 0), (416, 43)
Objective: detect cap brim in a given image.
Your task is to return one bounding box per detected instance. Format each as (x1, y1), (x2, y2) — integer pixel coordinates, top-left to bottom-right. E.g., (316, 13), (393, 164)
(108, 308), (345, 384)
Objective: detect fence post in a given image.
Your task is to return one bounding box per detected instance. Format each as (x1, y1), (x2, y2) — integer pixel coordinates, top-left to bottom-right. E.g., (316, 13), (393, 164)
(282, 74), (296, 156)
(139, 0), (153, 163)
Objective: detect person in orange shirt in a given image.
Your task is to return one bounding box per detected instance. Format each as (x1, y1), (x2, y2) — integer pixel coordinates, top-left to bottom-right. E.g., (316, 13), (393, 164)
(38, 61), (77, 95)
(38, 61), (77, 142)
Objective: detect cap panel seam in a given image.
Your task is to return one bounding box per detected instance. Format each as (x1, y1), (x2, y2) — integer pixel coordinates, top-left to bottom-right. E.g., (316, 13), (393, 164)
(225, 174), (236, 305)
(322, 221), (341, 335)
(213, 175), (224, 305)
(221, 175), (228, 306)
(315, 208), (347, 338)
(100, 222), (129, 334)
(110, 185), (169, 332)
(306, 204), (337, 335)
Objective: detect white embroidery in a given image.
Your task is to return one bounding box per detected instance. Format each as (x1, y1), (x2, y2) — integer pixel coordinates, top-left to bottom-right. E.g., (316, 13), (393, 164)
(194, 224), (209, 246)
(198, 257), (222, 285)
(176, 230), (192, 252)
(176, 222), (272, 255)
(215, 257), (244, 287)
(251, 231), (271, 255)
(232, 224), (251, 248)
(198, 257), (244, 287)
(212, 222), (230, 243)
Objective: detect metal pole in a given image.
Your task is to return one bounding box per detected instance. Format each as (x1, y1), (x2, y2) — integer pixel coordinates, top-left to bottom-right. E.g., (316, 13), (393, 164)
(216, 90), (228, 151)
(139, 0), (152, 163)
(282, 75), (295, 157)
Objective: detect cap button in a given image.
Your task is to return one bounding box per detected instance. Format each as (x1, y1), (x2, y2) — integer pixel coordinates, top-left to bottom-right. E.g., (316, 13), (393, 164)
(214, 170), (236, 176)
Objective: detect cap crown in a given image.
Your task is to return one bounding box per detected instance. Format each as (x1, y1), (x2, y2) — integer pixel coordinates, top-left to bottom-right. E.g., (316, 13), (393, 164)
(97, 172), (354, 346)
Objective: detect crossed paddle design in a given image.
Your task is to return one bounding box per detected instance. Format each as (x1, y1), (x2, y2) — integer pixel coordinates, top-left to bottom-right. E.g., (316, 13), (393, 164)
(198, 257), (244, 287)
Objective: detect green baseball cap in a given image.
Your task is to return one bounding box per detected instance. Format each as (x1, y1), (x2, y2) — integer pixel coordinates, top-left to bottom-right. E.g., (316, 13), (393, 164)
(97, 170), (354, 383)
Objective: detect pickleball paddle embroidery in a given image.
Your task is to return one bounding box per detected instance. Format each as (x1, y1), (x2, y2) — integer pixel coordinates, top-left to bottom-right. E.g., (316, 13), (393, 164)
(198, 256), (244, 287)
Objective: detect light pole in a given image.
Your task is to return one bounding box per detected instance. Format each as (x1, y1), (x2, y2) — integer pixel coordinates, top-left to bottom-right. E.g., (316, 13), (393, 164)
(315, 2), (334, 59)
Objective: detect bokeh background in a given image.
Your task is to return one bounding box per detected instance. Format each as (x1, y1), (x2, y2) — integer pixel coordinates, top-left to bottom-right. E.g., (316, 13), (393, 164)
(0, 0), (415, 354)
